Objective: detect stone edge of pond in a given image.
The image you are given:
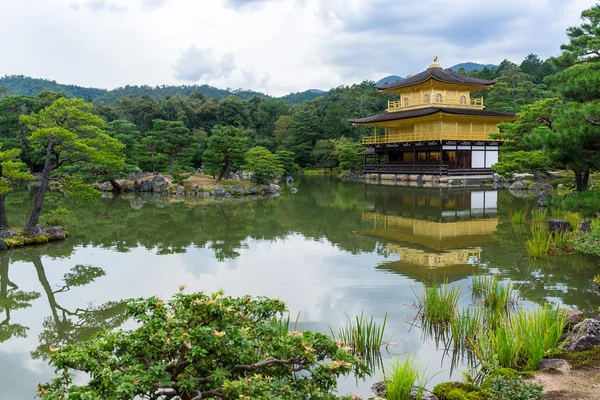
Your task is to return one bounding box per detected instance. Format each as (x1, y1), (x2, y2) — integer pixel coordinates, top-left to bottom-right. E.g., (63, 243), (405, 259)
(0, 226), (68, 251)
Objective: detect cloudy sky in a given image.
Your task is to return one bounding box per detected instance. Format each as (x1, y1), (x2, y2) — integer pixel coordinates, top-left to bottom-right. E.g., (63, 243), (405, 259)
(1, 0), (597, 96)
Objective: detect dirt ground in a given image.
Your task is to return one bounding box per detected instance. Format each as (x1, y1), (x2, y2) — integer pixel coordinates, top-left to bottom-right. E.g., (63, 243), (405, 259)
(529, 363), (600, 400)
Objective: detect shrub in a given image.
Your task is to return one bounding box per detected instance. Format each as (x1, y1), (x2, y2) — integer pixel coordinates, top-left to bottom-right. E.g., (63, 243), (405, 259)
(433, 382), (486, 400)
(574, 227), (600, 256)
(37, 291), (370, 399)
(485, 376), (543, 400)
(245, 146), (284, 184)
(552, 190), (600, 217)
(384, 357), (420, 400)
(41, 207), (73, 227)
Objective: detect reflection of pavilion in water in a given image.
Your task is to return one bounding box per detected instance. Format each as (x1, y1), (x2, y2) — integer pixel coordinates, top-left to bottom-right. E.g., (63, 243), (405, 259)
(358, 187), (499, 279)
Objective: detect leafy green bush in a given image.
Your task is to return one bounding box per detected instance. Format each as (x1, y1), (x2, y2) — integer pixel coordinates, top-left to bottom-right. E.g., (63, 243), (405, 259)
(37, 291), (369, 399)
(41, 207), (73, 227)
(245, 146), (284, 184)
(552, 190), (600, 217)
(574, 227), (600, 256)
(433, 382), (487, 400)
(485, 376), (543, 400)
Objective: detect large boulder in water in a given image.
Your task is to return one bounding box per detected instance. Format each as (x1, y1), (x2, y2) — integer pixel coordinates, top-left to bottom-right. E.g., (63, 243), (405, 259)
(559, 318), (600, 351)
(548, 219), (573, 233)
(230, 185), (245, 196)
(98, 181), (113, 191)
(509, 180), (528, 190)
(211, 187), (227, 197)
(46, 226), (66, 240)
(151, 175), (169, 193)
(265, 184), (281, 195)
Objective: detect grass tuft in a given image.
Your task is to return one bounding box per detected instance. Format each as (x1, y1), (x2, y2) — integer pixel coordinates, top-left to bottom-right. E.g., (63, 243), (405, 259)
(531, 208), (548, 224)
(415, 282), (461, 326)
(509, 210), (527, 224)
(526, 227), (551, 258)
(332, 312), (386, 354)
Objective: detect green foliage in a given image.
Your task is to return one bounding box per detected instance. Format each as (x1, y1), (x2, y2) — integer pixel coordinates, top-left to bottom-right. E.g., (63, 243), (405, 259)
(594, 274), (600, 285)
(202, 125), (248, 181)
(416, 282), (461, 326)
(545, 345), (600, 370)
(310, 139), (338, 169)
(574, 226), (600, 256)
(37, 291), (370, 400)
(331, 312), (386, 354)
(142, 119), (197, 170)
(337, 144), (364, 172)
(245, 146), (284, 184)
(508, 210), (527, 224)
(170, 163), (192, 186)
(485, 376), (543, 400)
(0, 144), (34, 196)
(553, 190), (600, 216)
(471, 275), (519, 312)
(492, 150), (549, 175)
(384, 357), (423, 400)
(433, 382), (485, 400)
(275, 150), (300, 176)
(526, 228), (552, 259)
(41, 207), (73, 227)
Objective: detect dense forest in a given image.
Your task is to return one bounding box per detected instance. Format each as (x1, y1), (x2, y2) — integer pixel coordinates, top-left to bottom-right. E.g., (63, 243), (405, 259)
(0, 75), (325, 105)
(2, 2), (600, 194)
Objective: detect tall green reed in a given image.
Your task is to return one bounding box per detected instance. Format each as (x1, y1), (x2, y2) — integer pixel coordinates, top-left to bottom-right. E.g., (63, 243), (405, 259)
(531, 208), (548, 224)
(384, 357), (433, 400)
(415, 282), (461, 326)
(508, 210), (527, 224)
(332, 312), (387, 354)
(526, 227), (551, 258)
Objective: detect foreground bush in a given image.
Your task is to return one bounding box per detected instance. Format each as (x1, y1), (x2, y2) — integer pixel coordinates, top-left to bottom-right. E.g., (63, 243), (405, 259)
(37, 291), (370, 399)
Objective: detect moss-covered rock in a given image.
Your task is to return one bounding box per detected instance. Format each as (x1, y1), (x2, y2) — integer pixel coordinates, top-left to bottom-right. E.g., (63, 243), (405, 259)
(432, 382), (488, 400)
(0, 226), (68, 250)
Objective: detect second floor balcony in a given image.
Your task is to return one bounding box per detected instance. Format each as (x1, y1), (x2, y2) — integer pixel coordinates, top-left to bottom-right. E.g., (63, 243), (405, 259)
(388, 97), (484, 112)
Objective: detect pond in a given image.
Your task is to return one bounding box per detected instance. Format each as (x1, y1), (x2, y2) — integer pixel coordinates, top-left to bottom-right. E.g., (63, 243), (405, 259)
(1, 177), (600, 398)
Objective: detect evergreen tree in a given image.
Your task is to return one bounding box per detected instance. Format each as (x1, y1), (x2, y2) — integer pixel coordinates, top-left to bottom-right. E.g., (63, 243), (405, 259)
(202, 125), (248, 181)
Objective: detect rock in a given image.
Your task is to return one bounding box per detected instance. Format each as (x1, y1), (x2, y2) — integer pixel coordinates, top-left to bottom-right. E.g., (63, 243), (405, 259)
(45, 226), (66, 239)
(559, 318), (600, 351)
(192, 184), (201, 193)
(548, 219), (573, 233)
(566, 310), (586, 331)
(0, 239), (7, 251)
(230, 173), (241, 181)
(371, 382), (437, 400)
(177, 185), (186, 195)
(538, 191), (551, 207)
(242, 171), (254, 180)
(579, 219), (592, 233)
(286, 176), (294, 186)
(537, 358), (570, 373)
(0, 230), (18, 239)
(509, 180), (528, 190)
(98, 181), (113, 191)
(230, 185), (246, 196)
(290, 188), (299, 193)
(265, 184), (281, 194)
(28, 226), (45, 237)
(225, 192), (232, 198)
(151, 174), (169, 193)
(199, 192), (210, 198)
(493, 173), (502, 184)
(247, 187), (259, 195)
(211, 187), (227, 197)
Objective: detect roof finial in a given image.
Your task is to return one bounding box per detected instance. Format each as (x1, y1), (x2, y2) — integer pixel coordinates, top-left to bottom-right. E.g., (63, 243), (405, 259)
(428, 56), (441, 69)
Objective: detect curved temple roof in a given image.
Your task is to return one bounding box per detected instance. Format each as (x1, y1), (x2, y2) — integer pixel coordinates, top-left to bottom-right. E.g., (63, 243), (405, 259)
(350, 107), (516, 125)
(377, 67), (496, 91)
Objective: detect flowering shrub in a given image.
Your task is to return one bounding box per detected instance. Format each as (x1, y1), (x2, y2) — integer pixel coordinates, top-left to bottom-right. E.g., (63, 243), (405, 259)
(37, 290), (370, 399)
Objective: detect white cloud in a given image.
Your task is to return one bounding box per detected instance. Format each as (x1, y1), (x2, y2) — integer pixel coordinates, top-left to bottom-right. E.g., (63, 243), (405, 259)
(0, 0), (598, 96)
(173, 46), (236, 81)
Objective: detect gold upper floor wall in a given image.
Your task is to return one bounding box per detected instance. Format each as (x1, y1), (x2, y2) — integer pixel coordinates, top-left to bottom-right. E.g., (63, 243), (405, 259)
(386, 82), (485, 112)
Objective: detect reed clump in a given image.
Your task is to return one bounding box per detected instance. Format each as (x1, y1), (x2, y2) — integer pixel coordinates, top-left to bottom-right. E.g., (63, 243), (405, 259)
(384, 357), (421, 400)
(470, 305), (567, 371)
(415, 283), (461, 326)
(526, 227), (551, 258)
(332, 312), (387, 354)
(508, 210), (527, 224)
(471, 275), (519, 312)
(531, 208), (548, 224)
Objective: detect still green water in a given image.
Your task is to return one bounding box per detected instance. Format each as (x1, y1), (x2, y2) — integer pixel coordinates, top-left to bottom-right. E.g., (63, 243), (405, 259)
(1, 177), (599, 398)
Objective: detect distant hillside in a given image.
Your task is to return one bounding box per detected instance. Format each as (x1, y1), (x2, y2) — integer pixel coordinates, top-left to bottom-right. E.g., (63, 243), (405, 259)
(0, 75), (106, 100)
(449, 62), (496, 73)
(0, 75), (326, 105)
(376, 75), (403, 86)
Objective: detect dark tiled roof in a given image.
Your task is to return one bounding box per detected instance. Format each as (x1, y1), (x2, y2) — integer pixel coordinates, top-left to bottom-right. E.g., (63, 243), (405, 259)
(350, 107), (516, 125)
(377, 67), (496, 90)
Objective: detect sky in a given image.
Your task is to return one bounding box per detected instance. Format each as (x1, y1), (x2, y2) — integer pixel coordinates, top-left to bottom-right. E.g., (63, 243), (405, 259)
(0, 0), (597, 96)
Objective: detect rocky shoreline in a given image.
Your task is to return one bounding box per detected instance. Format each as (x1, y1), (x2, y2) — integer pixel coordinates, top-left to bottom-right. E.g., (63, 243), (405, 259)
(0, 226), (68, 251)
(94, 174), (294, 198)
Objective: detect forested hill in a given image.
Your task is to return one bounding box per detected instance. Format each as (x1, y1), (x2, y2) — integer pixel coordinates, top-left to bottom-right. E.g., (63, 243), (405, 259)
(0, 75), (327, 105)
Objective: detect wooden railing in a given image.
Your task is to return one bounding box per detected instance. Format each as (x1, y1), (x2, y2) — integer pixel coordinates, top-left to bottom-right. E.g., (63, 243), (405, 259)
(361, 131), (499, 145)
(387, 97), (484, 112)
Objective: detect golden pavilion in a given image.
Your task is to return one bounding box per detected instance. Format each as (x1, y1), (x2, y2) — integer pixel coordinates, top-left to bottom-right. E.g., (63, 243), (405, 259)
(351, 58), (517, 176)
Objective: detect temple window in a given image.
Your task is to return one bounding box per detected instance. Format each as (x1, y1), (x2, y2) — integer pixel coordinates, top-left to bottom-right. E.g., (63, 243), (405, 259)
(460, 95), (467, 105)
(403, 97), (409, 107)
(424, 94), (431, 104)
(435, 93), (443, 103)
